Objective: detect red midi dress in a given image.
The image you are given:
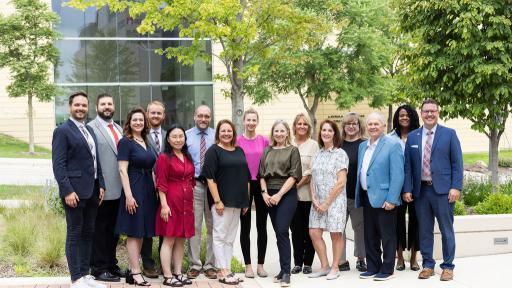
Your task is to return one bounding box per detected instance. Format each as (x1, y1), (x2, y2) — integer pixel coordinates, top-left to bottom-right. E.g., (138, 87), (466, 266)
(155, 153), (195, 238)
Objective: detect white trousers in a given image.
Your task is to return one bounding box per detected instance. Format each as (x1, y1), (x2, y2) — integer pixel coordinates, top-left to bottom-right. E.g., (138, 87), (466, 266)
(211, 205), (241, 269)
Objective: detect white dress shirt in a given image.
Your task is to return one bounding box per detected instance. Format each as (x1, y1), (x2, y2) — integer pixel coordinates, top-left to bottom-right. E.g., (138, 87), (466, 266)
(70, 117), (97, 178)
(360, 137), (380, 190)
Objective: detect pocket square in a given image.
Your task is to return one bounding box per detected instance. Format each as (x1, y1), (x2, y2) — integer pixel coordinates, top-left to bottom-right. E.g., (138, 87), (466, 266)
(411, 145), (419, 148)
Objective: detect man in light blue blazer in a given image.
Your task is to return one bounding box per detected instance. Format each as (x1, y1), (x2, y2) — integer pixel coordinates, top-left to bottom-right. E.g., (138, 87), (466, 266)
(403, 99), (463, 281)
(355, 112), (404, 281)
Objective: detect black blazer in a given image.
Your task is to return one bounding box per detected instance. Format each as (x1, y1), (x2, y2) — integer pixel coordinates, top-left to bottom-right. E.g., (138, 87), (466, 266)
(52, 119), (105, 199)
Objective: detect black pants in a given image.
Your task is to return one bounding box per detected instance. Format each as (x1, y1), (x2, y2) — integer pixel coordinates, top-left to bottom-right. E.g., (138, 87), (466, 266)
(362, 190), (396, 275)
(141, 236), (164, 269)
(63, 181), (99, 282)
(240, 180), (269, 265)
(268, 188), (297, 275)
(290, 201), (314, 267)
(397, 201), (419, 251)
(90, 199), (120, 274)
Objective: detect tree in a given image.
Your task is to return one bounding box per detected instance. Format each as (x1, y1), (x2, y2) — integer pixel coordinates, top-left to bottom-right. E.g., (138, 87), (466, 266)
(246, 0), (392, 134)
(0, 0), (60, 154)
(69, 0), (323, 132)
(397, 0), (512, 190)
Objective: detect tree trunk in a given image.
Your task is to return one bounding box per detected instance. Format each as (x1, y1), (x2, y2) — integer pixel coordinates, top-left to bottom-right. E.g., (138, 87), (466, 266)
(488, 129), (500, 192)
(28, 94), (35, 154)
(307, 109), (317, 137)
(230, 57), (245, 134)
(387, 104), (393, 133)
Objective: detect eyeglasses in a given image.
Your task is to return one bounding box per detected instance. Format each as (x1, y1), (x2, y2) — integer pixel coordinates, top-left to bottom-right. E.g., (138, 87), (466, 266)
(421, 110), (438, 115)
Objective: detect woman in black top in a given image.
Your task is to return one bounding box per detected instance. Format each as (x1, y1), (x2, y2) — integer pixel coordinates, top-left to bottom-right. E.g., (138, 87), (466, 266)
(339, 112), (368, 272)
(390, 105), (420, 271)
(201, 119), (250, 285)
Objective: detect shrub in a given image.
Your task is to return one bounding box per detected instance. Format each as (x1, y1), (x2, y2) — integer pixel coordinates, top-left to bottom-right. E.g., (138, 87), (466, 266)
(461, 180), (491, 207)
(499, 158), (512, 168)
(3, 206), (37, 256)
(42, 180), (64, 216)
(474, 193), (512, 215)
(499, 181), (512, 195)
(37, 219), (65, 268)
(453, 201), (466, 216)
(230, 256), (244, 273)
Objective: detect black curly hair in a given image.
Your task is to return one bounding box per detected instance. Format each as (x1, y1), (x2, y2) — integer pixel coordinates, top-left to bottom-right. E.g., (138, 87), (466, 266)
(392, 104), (420, 138)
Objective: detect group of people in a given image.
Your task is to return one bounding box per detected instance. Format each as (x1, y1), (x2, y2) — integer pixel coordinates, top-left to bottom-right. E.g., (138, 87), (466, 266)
(52, 91), (463, 288)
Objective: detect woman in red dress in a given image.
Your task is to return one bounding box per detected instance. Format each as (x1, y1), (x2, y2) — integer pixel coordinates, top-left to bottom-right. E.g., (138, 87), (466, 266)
(155, 124), (195, 287)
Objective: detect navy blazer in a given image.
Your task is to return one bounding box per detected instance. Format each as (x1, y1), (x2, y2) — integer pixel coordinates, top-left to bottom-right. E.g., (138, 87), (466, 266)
(355, 135), (404, 208)
(52, 119), (105, 199)
(403, 125), (463, 197)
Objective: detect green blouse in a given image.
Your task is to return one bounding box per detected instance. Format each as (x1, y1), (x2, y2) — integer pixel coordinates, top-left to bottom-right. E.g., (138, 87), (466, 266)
(259, 145), (302, 190)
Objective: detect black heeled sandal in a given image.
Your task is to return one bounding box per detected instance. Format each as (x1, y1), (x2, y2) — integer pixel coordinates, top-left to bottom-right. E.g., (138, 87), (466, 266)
(174, 274), (192, 285)
(126, 270), (151, 286)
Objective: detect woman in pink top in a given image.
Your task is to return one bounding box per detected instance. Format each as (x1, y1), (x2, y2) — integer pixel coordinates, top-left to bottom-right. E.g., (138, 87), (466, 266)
(236, 107), (270, 278)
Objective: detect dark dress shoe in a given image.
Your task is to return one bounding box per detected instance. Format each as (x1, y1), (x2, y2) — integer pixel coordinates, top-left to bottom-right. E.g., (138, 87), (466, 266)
(291, 266), (302, 274)
(143, 267), (160, 278)
(110, 266), (123, 278)
(302, 266), (312, 274)
(338, 261), (350, 271)
(96, 271), (121, 282)
(356, 260), (367, 272)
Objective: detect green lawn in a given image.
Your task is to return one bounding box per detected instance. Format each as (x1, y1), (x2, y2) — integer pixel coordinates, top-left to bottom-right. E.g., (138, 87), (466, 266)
(0, 185), (42, 200)
(463, 149), (512, 166)
(0, 133), (51, 159)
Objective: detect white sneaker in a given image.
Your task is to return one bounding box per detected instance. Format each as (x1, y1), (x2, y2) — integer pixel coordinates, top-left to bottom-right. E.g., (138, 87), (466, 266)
(70, 278), (91, 288)
(82, 275), (107, 288)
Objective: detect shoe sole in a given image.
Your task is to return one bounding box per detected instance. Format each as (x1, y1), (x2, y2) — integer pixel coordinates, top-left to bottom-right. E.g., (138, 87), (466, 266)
(374, 275), (395, 281)
(359, 274), (376, 279)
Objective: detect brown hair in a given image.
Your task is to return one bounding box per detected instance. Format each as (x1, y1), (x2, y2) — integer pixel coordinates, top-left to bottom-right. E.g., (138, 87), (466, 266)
(292, 113), (312, 139)
(318, 119), (342, 148)
(69, 91), (88, 105)
(269, 119), (292, 147)
(215, 119), (237, 147)
(421, 98), (439, 110)
(340, 112), (366, 145)
(123, 107), (149, 144)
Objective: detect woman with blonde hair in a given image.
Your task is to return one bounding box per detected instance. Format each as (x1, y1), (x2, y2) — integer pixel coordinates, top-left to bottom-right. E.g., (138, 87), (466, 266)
(290, 113), (319, 275)
(259, 120), (302, 287)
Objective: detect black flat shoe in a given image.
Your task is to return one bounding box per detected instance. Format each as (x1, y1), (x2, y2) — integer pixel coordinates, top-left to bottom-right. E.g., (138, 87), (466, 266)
(339, 261), (350, 271)
(303, 266), (312, 274)
(411, 262), (420, 271)
(96, 271), (120, 282)
(396, 260), (405, 271)
(291, 266), (302, 274)
(356, 260), (367, 272)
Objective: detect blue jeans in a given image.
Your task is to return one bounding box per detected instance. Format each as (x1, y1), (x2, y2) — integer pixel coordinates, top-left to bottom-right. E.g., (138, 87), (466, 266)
(415, 185), (455, 270)
(267, 188), (297, 275)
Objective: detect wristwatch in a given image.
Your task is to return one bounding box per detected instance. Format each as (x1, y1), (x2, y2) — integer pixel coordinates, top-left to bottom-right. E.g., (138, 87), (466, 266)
(261, 189), (267, 194)
(214, 200), (221, 204)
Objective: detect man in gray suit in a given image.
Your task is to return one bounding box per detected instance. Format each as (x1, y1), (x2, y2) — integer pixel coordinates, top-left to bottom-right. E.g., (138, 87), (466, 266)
(140, 100), (167, 278)
(88, 93), (123, 282)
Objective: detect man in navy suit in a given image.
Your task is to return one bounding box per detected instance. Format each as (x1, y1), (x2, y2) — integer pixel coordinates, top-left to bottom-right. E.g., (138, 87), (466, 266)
(355, 112), (404, 281)
(52, 91), (106, 288)
(403, 99), (463, 281)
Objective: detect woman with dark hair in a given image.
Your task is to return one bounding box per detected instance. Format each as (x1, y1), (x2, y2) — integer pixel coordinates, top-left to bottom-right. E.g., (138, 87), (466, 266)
(308, 120), (348, 280)
(116, 107), (156, 286)
(389, 104), (421, 271)
(155, 124), (195, 287)
(202, 119), (250, 285)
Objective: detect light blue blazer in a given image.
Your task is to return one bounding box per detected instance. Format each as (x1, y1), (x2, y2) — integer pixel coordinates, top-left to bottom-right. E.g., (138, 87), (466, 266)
(355, 135), (405, 208)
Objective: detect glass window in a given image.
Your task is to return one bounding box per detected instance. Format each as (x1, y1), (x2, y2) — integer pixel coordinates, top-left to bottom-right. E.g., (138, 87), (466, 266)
(179, 40), (213, 82)
(52, 0), (85, 37)
(119, 86), (151, 126)
(55, 40), (86, 83)
(83, 6), (117, 37)
(117, 40), (150, 82)
(152, 85), (213, 130)
(149, 40), (179, 82)
(84, 40), (119, 83)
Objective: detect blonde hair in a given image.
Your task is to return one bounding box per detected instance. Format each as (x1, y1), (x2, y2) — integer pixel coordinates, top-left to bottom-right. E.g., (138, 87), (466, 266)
(292, 113), (312, 138)
(269, 119), (292, 147)
(147, 100), (165, 111)
(341, 112), (366, 143)
(243, 107), (259, 121)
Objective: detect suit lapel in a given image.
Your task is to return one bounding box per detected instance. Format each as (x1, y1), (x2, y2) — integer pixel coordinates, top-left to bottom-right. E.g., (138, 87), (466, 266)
(368, 135), (385, 169)
(431, 125), (442, 154)
(68, 119), (92, 157)
(93, 119), (118, 155)
(416, 128), (423, 162)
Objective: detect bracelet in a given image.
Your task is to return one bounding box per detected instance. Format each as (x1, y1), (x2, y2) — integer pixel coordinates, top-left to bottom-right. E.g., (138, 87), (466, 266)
(261, 189), (267, 194)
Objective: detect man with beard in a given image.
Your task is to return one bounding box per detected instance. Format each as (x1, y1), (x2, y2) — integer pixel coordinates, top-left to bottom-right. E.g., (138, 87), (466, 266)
(52, 91), (106, 288)
(88, 93), (124, 282)
(140, 100), (167, 278)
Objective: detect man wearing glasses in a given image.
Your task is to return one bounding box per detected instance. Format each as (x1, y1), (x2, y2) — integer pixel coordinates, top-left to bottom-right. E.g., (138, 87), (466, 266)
(403, 99), (463, 281)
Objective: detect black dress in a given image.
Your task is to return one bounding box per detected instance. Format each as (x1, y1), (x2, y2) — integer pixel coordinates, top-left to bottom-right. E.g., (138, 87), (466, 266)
(115, 137), (157, 238)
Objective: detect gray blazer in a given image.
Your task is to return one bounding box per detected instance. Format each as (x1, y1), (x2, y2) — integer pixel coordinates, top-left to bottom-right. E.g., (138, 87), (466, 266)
(88, 117), (123, 200)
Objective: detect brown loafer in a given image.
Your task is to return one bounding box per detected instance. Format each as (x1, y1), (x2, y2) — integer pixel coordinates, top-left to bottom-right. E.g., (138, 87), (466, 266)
(204, 268), (217, 279)
(418, 268), (435, 279)
(142, 267), (159, 278)
(187, 268), (200, 279)
(440, 269), (454, 281)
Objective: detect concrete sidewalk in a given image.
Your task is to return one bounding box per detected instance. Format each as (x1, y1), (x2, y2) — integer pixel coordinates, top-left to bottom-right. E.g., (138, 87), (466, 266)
(0, 158), (53, 185)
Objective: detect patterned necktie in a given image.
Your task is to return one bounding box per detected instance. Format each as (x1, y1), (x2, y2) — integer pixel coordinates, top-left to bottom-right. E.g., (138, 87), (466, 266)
(107, 123), (119, 145)
(200, 132), (206, 168)
(422, 130), (433, 180)
(153, 130), (160, 152)
(80, 124), (97, 175)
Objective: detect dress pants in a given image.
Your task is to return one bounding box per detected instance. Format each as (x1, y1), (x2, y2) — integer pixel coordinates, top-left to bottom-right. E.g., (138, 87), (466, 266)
(362, 190), (396, 275)
(290, 200), (315, 267)
(341, 198), (365, 262)
(90, 199), (120, 274)
(268, 188), (297, 275)
(397, 200), (419, 251)
(187, 181), (215, 270)
(63, 180), (100, 281)
(240, 180), (268, 265)
(415, 184), (455, 270)
(212, 206), (241, 269)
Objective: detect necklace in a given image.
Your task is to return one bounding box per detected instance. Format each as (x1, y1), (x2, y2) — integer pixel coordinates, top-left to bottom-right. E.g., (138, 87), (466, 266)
(134, 137), (144, 143)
